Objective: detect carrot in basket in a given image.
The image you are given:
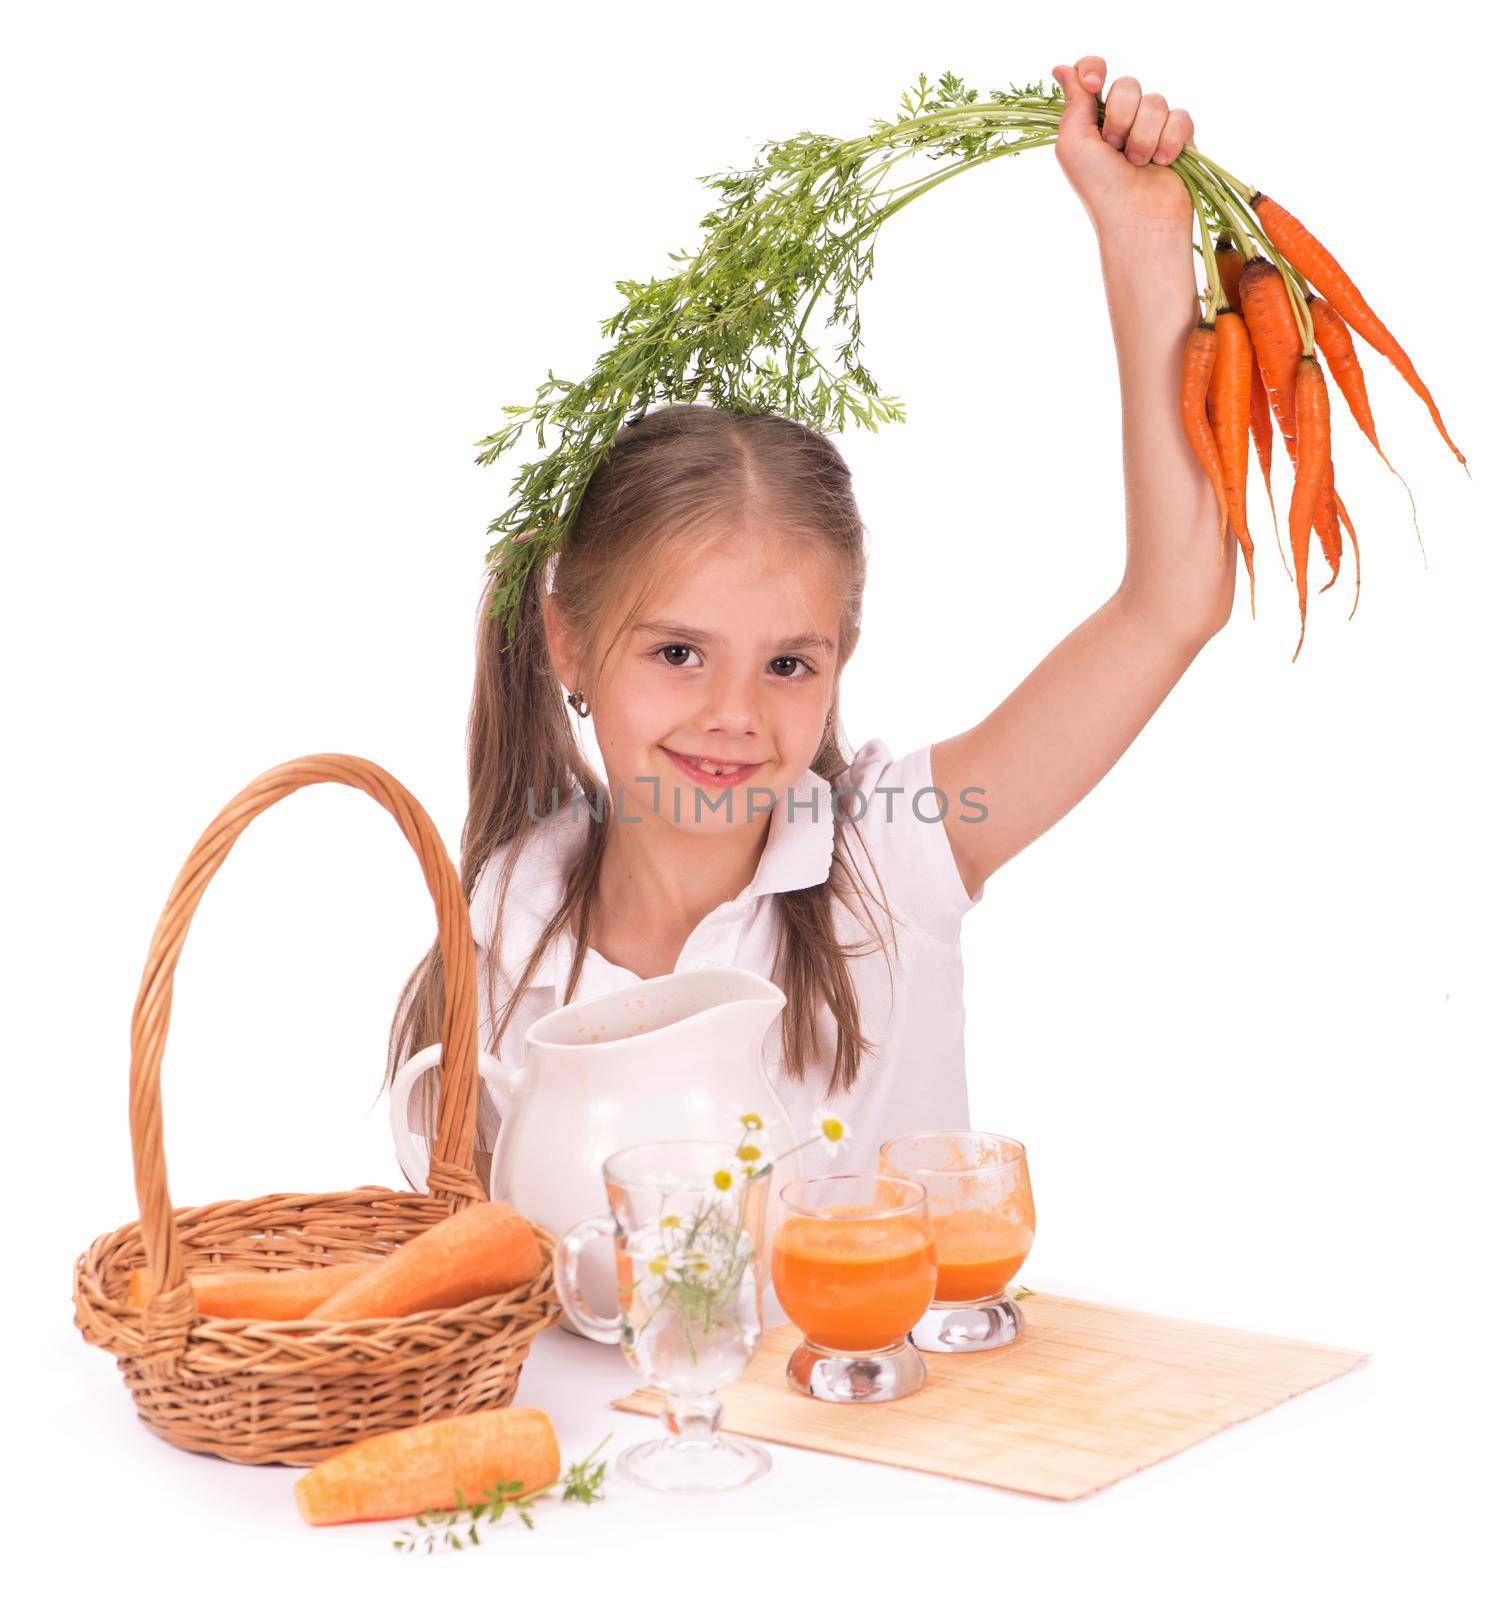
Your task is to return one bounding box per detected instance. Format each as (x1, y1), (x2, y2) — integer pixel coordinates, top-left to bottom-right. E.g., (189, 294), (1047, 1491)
(125, 1260), (375, 1320)
(1180, 320), (1230, 552)
(310, 1201), (541, 1321)
(1209, 308), (1257, 616)
(1308, 291), (1425, 561)
(1253, 192), (1467, 469)
(1289, 356), (1332, 660)
(294, 1407), (560, 1526)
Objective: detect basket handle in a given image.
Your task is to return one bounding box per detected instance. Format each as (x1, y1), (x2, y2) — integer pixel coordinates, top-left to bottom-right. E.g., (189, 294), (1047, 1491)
(129, 754), (486, 1315)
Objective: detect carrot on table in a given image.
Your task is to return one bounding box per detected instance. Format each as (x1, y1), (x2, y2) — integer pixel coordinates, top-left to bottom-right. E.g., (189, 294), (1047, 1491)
(294, 1407), (561, 1526)
(1180, 320), (1230, 552)
(125, 1260), (375, 1320)
(1209, 307), (1257, 616)
(1289, 356), (1333, 660)
(1254, 192), (1467, 470)
(310, 1201), (541, 1321)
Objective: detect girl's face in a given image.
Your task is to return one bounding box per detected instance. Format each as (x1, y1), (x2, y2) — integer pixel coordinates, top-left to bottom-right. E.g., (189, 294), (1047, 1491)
(591, 536), (844, 833)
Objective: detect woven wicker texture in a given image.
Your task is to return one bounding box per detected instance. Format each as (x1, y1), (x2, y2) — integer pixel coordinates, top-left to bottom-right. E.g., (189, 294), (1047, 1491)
(72, 754), (561, 1465)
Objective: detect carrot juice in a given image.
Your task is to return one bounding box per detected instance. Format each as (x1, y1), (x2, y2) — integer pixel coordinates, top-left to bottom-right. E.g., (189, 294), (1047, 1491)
(771, 1208), (937, 1351)
(930, 1207), (1033, 1303)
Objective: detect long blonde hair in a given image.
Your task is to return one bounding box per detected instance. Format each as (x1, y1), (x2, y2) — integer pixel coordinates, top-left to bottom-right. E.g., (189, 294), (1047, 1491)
(387, 403), (900, 1181)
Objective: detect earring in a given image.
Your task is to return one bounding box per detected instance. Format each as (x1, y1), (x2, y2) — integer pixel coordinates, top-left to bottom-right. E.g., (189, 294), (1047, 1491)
(566, 688), (590, 718)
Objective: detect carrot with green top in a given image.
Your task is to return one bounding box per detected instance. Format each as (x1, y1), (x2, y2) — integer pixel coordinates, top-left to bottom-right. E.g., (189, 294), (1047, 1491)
(1253, 192), (1467, 469)
(1240, 257), (1302, 455)
(1216, 239), (1284, 570)
(1180, 320), (1229, 552)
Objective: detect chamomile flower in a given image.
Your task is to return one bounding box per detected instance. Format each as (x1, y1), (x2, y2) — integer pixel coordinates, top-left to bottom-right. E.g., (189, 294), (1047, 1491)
(812, 1111), (853, 1156)
(708, 1165), (738, 1199)
(732, 1107), (766, 1133)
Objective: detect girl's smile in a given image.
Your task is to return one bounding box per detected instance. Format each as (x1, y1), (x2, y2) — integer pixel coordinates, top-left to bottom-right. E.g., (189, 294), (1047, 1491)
(660, 747), (767, 786)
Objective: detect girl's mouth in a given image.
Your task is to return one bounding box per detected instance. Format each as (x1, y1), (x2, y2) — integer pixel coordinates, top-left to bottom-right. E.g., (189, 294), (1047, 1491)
(661, 747), (764, 787)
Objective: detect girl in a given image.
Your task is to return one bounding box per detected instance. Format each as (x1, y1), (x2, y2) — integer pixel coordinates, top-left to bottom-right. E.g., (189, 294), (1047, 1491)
(387, 56), (1234, 1189)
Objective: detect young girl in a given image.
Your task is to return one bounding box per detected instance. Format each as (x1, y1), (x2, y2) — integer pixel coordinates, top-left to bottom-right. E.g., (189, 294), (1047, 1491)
(388, 56), (1234, 1188)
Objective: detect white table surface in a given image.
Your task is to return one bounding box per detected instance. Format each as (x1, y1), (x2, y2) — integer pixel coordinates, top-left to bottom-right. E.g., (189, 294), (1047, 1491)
(40, 1278), (1498, 1600)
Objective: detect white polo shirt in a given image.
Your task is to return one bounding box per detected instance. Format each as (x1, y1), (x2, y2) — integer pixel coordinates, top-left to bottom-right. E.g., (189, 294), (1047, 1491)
(467, 737), (985, 1175)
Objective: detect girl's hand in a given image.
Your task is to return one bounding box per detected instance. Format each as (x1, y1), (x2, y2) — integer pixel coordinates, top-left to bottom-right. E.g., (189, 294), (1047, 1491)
(1051, 56), (1194, 241)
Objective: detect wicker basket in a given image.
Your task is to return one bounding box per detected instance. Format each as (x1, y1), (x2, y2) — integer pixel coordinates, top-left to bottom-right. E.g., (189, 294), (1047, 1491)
(72, 754), (562, 1466)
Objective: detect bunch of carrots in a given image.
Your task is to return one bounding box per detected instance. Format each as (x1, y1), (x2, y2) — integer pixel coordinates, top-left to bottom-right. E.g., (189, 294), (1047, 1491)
(1174, 168), (1467, 659)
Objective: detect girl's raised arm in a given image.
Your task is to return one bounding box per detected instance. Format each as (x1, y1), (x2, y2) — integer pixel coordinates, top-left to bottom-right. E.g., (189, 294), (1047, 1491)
(932, 55), (1237, 902)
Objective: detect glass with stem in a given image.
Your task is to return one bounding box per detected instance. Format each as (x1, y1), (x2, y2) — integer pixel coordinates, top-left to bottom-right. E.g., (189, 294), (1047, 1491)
(554, 1139), (770, 1492)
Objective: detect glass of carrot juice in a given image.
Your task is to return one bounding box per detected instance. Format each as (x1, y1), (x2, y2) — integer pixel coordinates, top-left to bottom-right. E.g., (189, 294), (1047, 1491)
(878, 1131), (1034, 1353)
(772, 1173), (936, 1402)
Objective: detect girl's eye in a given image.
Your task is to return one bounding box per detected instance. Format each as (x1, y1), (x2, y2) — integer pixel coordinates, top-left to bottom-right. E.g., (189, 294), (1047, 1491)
(652, 645), (816, 681)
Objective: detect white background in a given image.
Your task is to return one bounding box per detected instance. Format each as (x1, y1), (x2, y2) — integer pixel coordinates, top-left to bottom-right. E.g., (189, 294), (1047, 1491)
(6, 2), (1504, 1594)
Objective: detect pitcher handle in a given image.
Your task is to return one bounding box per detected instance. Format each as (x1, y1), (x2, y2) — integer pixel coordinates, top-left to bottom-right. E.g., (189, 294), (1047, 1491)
(389, 1042), (509, 1192)
(553, 1216), (623, 1344)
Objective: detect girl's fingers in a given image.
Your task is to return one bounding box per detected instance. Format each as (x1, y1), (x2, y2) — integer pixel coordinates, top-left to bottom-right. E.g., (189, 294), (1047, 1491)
(1099, 75), (1142, 150)
(1152, 107), (1194, 165)
(1122, 91), (1170, 165)
(1072, 53), (1106, 93)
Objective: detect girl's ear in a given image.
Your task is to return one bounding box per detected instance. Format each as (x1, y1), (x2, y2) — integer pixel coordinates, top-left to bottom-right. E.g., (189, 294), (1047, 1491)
(540, 589), (581, 690)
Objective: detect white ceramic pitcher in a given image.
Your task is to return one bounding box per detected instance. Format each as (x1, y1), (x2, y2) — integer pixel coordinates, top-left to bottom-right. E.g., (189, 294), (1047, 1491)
(389, 967), (802, 1336)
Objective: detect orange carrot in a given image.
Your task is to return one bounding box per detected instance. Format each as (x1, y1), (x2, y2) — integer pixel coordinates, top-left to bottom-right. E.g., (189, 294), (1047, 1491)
(1214, 237), (1245, 313)
(1253, 192), (1466, 468)
(1216, 240), (1284, 567)
(1180, 321), (1230, 551)
(1313, 467), (1343, 593)
(294, 1408), (560, 1526)
(1240, 256), (1302, 454)
(1289, 356), (1332, 660)
(1334, 488), (1361, 620)
(1210, 308), (1257, 616)
(1308, 291), (1424, 560)
(310, 1201), (541, 1321)
(1249, 352), (1285, 572)
(126, 1260), (375, 1320)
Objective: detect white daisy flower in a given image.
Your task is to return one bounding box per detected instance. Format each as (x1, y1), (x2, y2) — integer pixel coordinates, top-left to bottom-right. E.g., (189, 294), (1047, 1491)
(811, 1110), (853, 1156)
(707, 1165), (739, 1200)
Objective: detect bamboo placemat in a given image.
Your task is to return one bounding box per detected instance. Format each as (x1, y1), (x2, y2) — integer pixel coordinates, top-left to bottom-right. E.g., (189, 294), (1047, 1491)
(610, 1292), (1367, 1499)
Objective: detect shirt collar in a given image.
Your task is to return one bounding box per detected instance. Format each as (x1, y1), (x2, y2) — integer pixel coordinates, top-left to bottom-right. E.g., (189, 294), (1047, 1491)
(472, 766), (837, 1000)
